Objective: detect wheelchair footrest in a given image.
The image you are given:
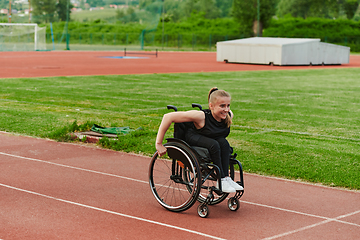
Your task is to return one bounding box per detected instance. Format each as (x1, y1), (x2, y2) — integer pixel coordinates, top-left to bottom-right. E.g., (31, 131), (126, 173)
(234, 189), (244, 199)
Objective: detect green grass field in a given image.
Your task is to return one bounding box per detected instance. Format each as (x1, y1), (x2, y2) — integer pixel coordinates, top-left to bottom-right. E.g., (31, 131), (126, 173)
(0, 68), (359, 190)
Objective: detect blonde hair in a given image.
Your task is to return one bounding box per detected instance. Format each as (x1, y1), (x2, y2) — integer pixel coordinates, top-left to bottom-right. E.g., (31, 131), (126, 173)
(208, 87), (232, 127)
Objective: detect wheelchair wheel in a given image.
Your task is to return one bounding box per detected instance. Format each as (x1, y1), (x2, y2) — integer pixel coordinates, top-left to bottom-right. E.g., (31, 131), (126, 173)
(149, 142), (201, 212)
(197, 203), (209, 218)
(228, 197), (240, 211)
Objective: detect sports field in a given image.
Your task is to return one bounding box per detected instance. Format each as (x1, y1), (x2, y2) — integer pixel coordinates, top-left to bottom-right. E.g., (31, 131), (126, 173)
(0, 52), (359, 189)
(0, 51), (359, 239)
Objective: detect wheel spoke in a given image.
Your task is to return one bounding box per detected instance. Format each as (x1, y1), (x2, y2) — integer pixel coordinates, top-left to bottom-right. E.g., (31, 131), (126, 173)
(149, 143), (201, 212)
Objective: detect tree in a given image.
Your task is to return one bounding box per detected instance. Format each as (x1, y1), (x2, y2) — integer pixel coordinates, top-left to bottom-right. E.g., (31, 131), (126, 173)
(139, 0), (154, 8)
(87, 0), (106, 7)
(0, 0), (9, 10)
(182, 0), (199, 18)
(198, 0), (221, 19)
(163, 0), (183, 22)
(343, 0), (360, 19)
(276, 0), (359, 19)
(232, 0), (277, 36)
(57, 0), (73, 22)
(215, 0), (233, 17)
(31, 0), (57, 23)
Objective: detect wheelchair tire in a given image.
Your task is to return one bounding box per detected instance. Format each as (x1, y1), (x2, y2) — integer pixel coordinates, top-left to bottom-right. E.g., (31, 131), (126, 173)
(149, 142), (201, 212)
(228, 197), (240, 211)
(197, 203), (209, 218)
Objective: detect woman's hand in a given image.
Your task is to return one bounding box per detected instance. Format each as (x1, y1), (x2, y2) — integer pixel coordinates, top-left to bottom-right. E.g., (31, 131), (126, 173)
(156, 143), (167, 157)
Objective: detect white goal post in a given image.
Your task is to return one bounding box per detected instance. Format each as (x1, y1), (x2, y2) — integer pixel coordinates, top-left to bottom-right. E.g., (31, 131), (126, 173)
(0, 23), (46, 51)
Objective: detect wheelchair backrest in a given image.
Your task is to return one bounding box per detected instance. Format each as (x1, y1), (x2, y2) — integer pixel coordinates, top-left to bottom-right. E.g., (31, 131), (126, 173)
(167, 104), (202, 141)
(174, 122), (193, 141)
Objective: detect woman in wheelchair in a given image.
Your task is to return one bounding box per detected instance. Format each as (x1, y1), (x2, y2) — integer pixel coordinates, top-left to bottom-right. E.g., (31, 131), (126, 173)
(155, 87), (243, 193)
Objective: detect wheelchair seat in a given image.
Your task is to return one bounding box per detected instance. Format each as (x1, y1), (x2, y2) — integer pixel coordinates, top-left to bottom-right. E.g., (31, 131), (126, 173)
(191, 146), (211, 163)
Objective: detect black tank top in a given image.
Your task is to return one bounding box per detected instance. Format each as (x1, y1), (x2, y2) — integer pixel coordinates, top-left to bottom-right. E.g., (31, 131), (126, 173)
(189, 109), (230, 139)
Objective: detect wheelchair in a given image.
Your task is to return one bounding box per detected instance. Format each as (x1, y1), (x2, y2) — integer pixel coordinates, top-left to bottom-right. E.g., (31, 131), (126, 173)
(149, 104), (244, 218)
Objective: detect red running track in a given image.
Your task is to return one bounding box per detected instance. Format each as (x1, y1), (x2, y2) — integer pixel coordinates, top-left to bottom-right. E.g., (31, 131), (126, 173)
(0, 132), (359, 240)
(0, 51), (360, 78)
(0, 51), (359, 239)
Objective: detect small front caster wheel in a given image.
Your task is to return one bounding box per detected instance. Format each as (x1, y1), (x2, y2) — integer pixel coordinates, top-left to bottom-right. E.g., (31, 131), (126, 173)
(228, 197), (240, 211)
(197, 203), (209, 218)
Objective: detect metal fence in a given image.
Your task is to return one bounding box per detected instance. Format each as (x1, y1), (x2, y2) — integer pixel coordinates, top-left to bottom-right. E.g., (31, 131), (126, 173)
(46, 32), (360, 52)
(46, 32), (249, 51)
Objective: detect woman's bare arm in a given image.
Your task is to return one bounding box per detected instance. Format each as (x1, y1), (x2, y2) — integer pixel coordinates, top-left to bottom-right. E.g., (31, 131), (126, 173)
(155, 110), (204, 156)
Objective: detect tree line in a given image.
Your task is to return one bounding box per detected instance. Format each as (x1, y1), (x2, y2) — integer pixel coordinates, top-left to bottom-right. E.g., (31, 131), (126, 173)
(1, 0), (359, 37)
(115, 0), (360, 36)
(233, 0), (359, 36)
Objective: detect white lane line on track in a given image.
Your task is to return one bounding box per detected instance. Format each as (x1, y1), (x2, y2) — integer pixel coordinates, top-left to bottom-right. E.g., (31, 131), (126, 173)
(262, 209), (360, 240)
(1, 151), (360, 232)
(241, 200), (360, 227)
(0, 183), (225, 240)
(261, 219), (333, 240)
(0, 151), (148, 184)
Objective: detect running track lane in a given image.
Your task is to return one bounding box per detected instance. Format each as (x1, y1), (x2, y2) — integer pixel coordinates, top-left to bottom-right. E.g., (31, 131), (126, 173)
(0, 132), (359, 239)
(0, 51), (360, 78)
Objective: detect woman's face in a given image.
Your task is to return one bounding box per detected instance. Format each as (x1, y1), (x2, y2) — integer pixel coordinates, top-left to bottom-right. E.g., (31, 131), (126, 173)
(209, 96), (231, 122)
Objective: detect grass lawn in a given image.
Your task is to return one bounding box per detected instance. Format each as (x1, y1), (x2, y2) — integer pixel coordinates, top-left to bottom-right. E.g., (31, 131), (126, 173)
(0, 68), (359, 189)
